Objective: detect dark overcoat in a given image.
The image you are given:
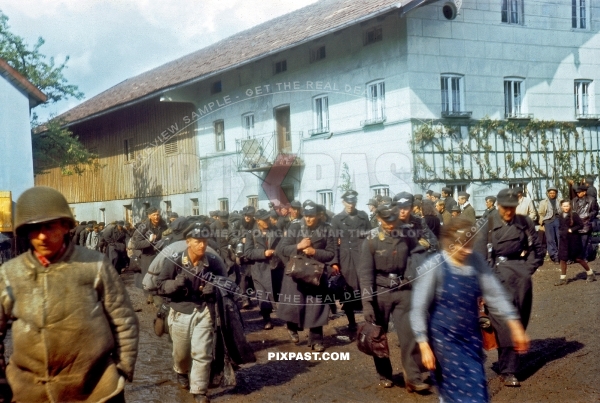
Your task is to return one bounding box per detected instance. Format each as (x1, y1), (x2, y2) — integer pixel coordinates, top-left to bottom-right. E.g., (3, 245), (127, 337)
(330, 210), (371, 290)
(276, 220), (335, 328)
(557, 212), (584, 261)
(244, 227), (283, 311)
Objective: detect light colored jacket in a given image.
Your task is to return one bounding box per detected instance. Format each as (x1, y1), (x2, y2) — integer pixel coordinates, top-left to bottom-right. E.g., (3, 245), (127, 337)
(537, 197), (560, 225)
(516, 196), (538, 221)
(0, 242), (139, 402)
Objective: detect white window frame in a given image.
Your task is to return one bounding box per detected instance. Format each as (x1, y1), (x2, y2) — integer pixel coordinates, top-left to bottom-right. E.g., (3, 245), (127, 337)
(242, 113), (254, 138)
(191, 198), (200, 216)
(317, 190), (334, 212)
(219, 198), (229, 212)
(504, 78), (524, 118)
(502, 0), (523, 25)
(366, 80), (386, 123)
(572, 0), (590, 29)
(214, 120), (225, 151)
(247, 195), (258, 209)
(575, 80), (593, 117)
(441, 74), (465, 114)
(371, 185), (390, 197)
(313, 95), (329, 135)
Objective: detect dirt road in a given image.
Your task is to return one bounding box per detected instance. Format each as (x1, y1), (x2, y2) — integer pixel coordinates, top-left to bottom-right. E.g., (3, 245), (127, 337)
(124, 260), (600, 403)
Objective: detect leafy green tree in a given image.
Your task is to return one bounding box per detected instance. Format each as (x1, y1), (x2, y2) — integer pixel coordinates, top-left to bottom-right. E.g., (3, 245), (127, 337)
(337, 162), (353, 193)
(0, 10), (96, 175)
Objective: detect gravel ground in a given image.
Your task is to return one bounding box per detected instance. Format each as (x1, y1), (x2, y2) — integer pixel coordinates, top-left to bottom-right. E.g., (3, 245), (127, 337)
(121, 258), (600, 403)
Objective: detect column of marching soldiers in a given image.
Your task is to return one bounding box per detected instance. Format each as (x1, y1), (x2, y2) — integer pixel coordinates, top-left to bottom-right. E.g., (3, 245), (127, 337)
(3, 176), (598, 403)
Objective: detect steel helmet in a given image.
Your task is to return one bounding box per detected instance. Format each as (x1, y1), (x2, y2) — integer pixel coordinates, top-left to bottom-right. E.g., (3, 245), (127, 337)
(14, 186), (75, 235)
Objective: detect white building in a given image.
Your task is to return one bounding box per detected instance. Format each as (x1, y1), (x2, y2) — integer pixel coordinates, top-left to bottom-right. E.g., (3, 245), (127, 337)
(0, 57), (46, 204)
(37, 0), (600, 222)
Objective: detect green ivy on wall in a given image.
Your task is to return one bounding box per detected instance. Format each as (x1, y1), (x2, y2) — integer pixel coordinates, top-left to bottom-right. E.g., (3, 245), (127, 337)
(411, 117), (600, 199)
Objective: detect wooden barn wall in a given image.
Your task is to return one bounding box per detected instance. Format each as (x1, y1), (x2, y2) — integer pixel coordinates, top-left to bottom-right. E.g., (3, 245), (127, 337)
(34, 100), (199, 203)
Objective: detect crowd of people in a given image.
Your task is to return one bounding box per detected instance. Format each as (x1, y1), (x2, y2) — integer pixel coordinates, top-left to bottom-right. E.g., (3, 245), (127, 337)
(0, 175), (597, 403)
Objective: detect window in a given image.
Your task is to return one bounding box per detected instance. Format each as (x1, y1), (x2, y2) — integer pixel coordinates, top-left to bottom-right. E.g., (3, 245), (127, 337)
(575, 80), (592, 116)
(164, 137), (178, 155)
(310, 46), (326, 63)
(219, 198), (229, 212)
(365, 81), (386, 124)
(164, 201), (172, 217)
(445, 184), (467, 199)
(124, 205), (132, 225)
(242, 113), (254, 138)
(99, 208), (105, 224)
(504, 78), (523, 117)
(502, 0), (523, 25)
(274, 60), (287, 74)
(372, 185), (390, 197)
(214, 120), (225, 151)
(441, 74), (465, 115)
(572, 0), (589, 29)
(247, 195), (258, 209)
(124, 139), (134, 162)
(211, 80), (222, 94)
(317, 190), (333, 212)
(364, 27), (382, 45)
(312, 95), (329, 135)
(191, 198), (200, 216)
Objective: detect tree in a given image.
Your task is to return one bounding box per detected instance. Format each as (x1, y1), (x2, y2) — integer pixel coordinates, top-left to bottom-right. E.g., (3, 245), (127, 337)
(0, 10), (96, 175)
(337, 162), (353, 193)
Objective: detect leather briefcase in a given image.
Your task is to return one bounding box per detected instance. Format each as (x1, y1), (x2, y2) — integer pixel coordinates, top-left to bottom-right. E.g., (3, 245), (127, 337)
(285, 254), (325, 287)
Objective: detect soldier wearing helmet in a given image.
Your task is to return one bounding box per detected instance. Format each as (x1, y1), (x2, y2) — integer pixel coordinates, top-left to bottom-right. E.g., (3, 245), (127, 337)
(0, 186), (139, 402)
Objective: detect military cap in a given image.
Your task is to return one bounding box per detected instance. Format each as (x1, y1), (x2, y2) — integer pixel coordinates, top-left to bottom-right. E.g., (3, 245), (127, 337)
(302, 199), (315, 208)
(376, 205), (399, 223)
(86, 224), (93, 229)
(441, 187), (452, 194)
(380, 195), (393, 205)
(116, 220), (125, 226)
(367, 198), (378, 207)
(451, 205), (461, 212)
(316, 204), (326, 214)
(414, 194), (423, 200)
(146, 206), (159, 215)
(290, 200), (302, 209)
(393, 192), (413, 208)
(546, 184), (558, 192)
(431, 192), (441, 199)
(209, 210), (218, 217)
(457, 191), (470, 200)
(496, 188), (519, 207)
(218, 210), (229, 219)
(169, 212), (179, 219)
(184, 223), (211, 239)
(255, 209), (271, 220)
(413, 199), (422, 208)
(575, 184), (588, 193)
(425, 190), (433, 195)
(585, 175), (596, 184)
(89, 220), (97, 225)
(269, 210), (280, 219)
(242, 206), (256, 216)
(303, 201), (318, 216)
(80, 221), (87, 226)
(341, 190), (358, 204)
(484, 196), (497, 203)
(98, 222), (105, 226)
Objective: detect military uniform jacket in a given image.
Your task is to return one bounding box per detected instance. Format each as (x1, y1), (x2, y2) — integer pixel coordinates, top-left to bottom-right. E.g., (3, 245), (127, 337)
(461, 204), (477, 224)
(481, 206), (497, 221)
(156, 250), (227, 314)
(330, 209), (371, 290)
(357, 229), (412, 303)
(444, 197), (457, 213)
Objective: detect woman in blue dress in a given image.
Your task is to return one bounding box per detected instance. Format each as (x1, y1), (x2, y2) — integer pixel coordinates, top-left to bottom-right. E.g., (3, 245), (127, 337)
(410, 218), (529, 402)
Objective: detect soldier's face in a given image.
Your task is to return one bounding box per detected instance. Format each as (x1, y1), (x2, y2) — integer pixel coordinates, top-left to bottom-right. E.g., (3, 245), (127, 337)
(290, 207), (300, 219)
(258, 219), (270, 230)
(368, 205), (376, 212)
(547, 190), (557, 199)
(304, 215), (318, 228)
(28, 219), (71, 258)
(378, 217), (397, 232)
(436, 203), (444, 213)
(343, 201), (355, 213)
(458, 196), (467, 205)
(186, 238), (207, 259)
(498, 205), (516, 222)
(398, 207), (411, 221)
(485, 200), (494, 209)
(148, 212), (160, 225)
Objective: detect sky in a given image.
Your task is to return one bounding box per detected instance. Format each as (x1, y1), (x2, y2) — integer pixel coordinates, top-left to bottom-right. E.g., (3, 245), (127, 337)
(1, 0), (318, 122)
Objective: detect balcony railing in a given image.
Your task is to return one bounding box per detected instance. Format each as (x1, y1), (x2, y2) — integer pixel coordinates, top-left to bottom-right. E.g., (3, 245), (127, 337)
(442, 110), (472, 118)
(235, 131), (304, 172)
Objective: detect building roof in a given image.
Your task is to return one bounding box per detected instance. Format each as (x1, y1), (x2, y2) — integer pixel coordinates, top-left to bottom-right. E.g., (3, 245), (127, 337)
(57, 0), (430, 126)
(0, 58), (47, 108)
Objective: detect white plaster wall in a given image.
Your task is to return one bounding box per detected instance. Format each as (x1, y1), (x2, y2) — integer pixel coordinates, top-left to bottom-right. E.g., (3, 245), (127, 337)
(0, 77), (35, 200)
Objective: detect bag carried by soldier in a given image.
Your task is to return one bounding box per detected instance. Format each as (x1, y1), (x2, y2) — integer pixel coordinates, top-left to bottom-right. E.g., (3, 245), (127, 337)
(153, 302), (170, 337)
(356, 322), (389, 358)
(285, 254), (325, 286)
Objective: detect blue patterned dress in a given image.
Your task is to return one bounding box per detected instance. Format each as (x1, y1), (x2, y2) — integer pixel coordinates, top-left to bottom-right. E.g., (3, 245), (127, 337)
(429, 260), (488, 403)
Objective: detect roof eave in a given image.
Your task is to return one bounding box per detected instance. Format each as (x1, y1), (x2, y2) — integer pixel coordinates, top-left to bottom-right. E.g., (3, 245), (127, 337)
(0, 58), (48, 108)
(63, 0), (435, 128)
